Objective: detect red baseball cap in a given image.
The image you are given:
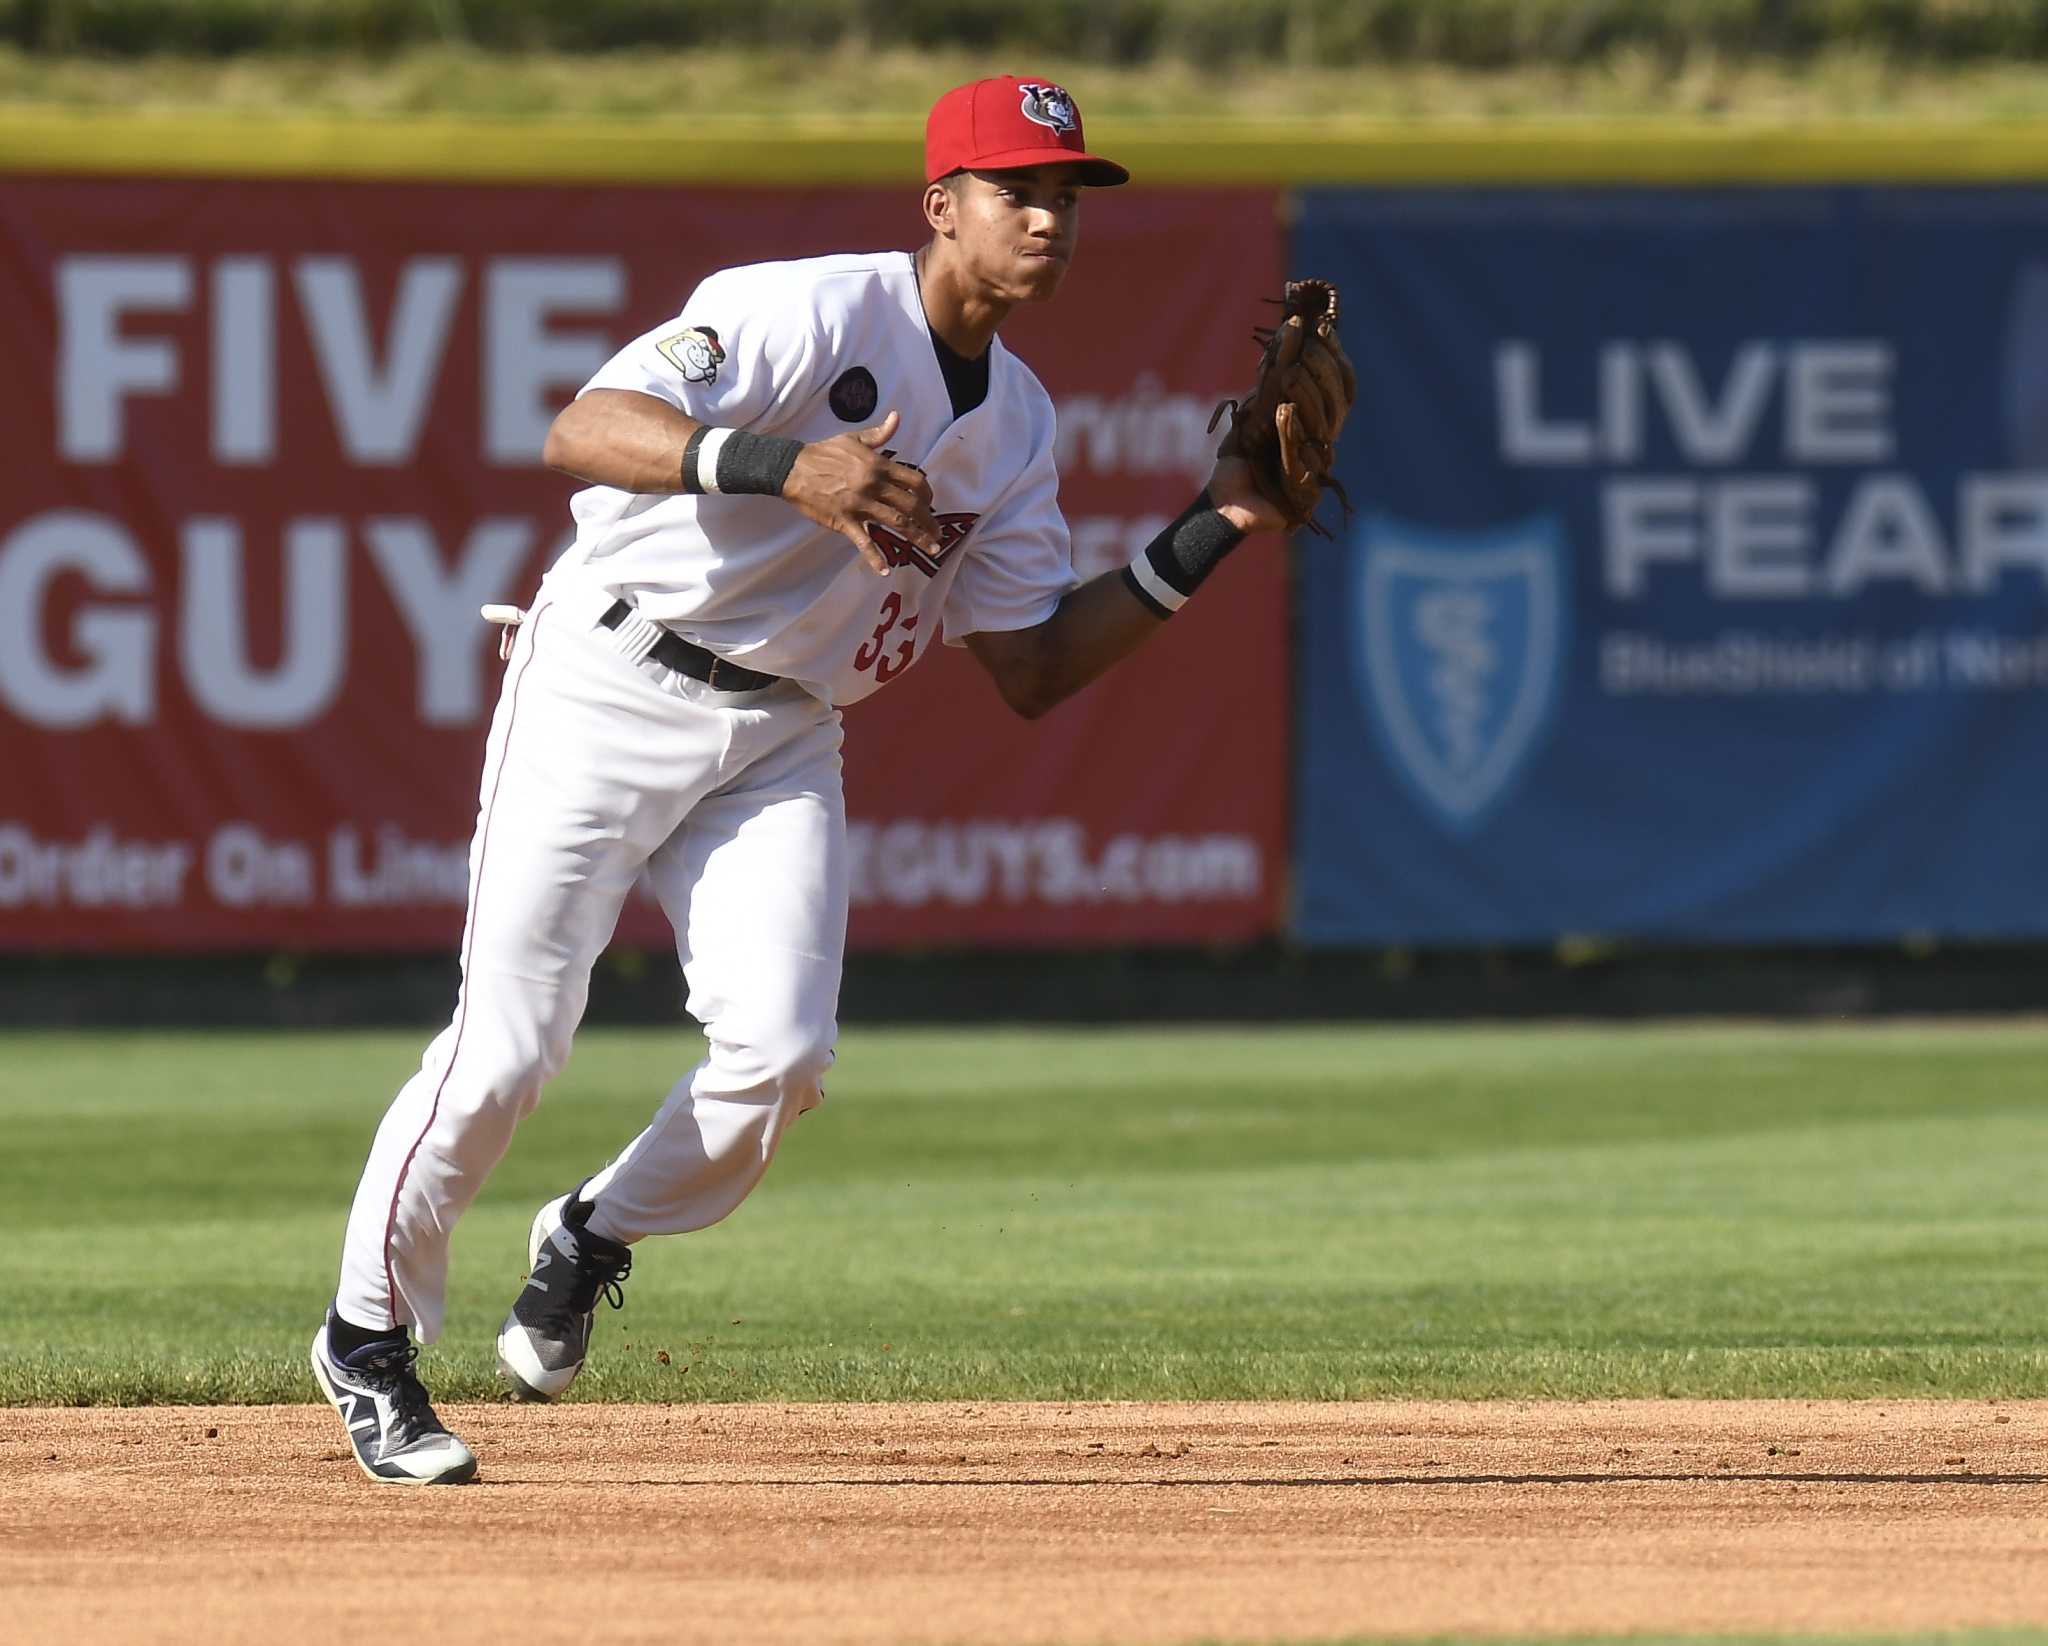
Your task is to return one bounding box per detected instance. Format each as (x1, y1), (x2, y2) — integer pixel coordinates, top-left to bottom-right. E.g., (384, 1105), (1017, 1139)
(925, 76), (1130, 187)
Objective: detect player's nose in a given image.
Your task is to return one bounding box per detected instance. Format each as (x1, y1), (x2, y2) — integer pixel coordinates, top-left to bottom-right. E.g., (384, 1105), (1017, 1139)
(1025, 215), (1067, 250)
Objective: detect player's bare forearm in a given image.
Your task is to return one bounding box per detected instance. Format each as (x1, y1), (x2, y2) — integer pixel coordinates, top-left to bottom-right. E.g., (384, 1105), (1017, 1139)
(967, 477), (1278, 720)
(544, 391), (940, 574)
(963, 569), (1172, 720)
(543, 389), (708, 494)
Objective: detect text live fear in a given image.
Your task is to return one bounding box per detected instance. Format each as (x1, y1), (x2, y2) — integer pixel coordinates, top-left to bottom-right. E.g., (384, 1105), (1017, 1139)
(1498, 340), (2048, 598)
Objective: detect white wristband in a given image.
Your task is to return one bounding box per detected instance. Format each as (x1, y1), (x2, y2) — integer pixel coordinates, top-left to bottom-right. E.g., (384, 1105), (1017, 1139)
(1124, 550), (1189, 614)
(693, 426), (734, 494)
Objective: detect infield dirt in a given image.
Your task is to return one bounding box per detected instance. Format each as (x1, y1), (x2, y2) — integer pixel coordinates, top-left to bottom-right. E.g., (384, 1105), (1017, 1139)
(8, 1399), (2047, 1644)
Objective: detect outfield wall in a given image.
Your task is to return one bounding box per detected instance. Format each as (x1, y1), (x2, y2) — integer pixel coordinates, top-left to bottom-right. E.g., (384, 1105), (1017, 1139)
(1297, 183), (2048, 945)
(0, 166), (1286, 952)
(3, 116), (2046, 953)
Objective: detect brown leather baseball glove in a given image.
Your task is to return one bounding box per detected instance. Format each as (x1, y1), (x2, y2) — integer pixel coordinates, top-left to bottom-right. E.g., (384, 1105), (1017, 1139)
(1211, 279), (1356, 537)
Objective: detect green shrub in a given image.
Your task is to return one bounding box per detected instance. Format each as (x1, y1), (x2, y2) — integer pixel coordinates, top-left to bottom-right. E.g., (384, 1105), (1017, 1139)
(12, 0), (2048, 63)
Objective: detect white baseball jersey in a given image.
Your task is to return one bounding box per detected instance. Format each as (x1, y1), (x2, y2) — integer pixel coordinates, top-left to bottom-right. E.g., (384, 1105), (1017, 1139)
(335, 248), (1080, 1361)
(549, 250), (1077, 705)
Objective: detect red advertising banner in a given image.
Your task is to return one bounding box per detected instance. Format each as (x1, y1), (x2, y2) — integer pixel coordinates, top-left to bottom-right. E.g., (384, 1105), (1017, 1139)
(0, 175), (1285, 951)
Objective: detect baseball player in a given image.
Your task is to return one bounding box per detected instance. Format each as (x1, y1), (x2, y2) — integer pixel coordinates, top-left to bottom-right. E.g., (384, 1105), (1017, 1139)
(309, 74), (1352, 1485)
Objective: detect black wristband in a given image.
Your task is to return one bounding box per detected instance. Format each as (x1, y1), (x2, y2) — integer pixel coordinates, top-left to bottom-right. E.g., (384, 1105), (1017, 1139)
(1119, 489), (1247, 618)
(679, 427), (805, 497)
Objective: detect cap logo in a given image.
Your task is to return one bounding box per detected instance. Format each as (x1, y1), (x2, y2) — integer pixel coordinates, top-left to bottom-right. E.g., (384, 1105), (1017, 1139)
(1017, 82), (1077, 135)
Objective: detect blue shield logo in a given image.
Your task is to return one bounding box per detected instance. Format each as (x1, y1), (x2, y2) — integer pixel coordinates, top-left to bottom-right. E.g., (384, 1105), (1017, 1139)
(1356, 513), (1568, 833)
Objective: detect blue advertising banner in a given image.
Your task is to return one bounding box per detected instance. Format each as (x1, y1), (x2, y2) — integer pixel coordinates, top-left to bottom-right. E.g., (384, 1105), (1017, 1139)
(1296, 187), (2048, 944)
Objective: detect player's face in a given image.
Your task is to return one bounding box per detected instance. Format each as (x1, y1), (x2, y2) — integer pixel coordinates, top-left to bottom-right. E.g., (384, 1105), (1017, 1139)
(951, 166), (1083, 301)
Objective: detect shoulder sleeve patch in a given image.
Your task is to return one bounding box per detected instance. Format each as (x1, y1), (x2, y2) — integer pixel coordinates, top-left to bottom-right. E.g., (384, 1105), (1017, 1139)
(655, 326), (726, 386)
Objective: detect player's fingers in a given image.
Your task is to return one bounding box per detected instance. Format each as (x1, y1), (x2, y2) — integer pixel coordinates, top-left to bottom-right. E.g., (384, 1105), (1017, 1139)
(859, 409), (902, 448)
(876, 482), (939, 535)
(870, 503), (938, 550)
(885, 461), (935, 507)
(842, 521), (889, 573)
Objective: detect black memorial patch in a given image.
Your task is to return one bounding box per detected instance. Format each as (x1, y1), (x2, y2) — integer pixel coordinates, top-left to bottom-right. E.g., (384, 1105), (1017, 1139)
(829, 366), (879, 422)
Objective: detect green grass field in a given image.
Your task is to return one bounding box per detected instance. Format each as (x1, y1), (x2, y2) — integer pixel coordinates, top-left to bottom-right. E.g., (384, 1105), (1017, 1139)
(3, 1021), (2045, 1406)
(10, 43), (2048, 124)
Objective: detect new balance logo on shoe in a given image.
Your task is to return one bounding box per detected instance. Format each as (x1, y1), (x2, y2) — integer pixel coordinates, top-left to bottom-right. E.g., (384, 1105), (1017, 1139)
(495, 1190), (633, 1403)
(311, 1323), (478, 1487)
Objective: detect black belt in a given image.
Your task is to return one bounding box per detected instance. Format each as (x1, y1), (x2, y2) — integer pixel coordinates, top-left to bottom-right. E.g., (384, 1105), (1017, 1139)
(599, 600), (780, 693)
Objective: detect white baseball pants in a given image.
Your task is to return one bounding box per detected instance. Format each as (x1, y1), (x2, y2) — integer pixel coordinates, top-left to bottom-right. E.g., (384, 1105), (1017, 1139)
(334, 577), (847, 1343)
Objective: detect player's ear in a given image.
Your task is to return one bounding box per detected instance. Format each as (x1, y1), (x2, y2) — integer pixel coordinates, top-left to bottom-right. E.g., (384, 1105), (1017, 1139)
(923, 180), (956, 238)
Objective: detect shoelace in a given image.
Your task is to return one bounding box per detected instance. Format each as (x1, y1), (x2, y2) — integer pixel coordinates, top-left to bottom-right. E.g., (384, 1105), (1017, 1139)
(350, 1344), (439, 1443)
(565, 1247), (632, 1315)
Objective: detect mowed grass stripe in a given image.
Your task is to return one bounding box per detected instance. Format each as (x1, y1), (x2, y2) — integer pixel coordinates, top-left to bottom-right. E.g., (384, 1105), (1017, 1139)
(1, 1024), (2043, 1404)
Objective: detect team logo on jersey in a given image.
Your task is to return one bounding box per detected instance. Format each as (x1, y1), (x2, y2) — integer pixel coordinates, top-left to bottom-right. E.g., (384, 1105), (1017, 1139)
(1018, 83), (1078, 135)
(656, 325), (725, 386)
(866, 511), (980, 577)
(829, 366), (879, 422)
(1356, 511), (1568, 834)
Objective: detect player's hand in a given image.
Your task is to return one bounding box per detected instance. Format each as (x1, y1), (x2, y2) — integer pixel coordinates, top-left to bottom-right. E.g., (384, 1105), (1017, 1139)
(1206, 453), (1290, 537)
(781, 410), (940, 574)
